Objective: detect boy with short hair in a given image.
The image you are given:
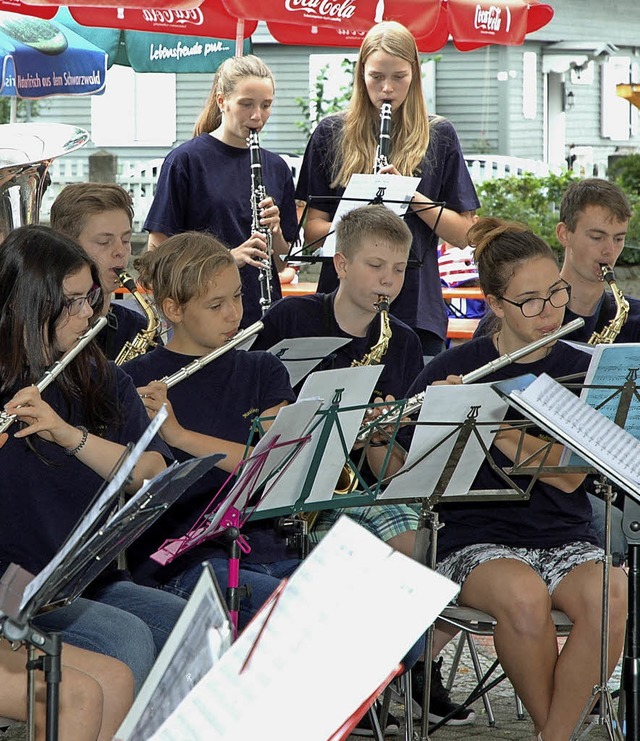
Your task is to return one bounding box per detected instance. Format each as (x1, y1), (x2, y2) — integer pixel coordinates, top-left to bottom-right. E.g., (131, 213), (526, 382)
(50, 182), (152, 360)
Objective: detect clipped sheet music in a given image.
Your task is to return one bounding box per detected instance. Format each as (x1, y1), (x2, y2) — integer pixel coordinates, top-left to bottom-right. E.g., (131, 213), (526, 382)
(320, 173), (419, 257)
(147, 516), (459, 741)
(380, 384), (508, 501)
(494, 372), (640, 501)
(266, 336), (351, 387)
(255, 365), (383, 513)
(115, 564), (232, 741)
(560, 343), (640, 466)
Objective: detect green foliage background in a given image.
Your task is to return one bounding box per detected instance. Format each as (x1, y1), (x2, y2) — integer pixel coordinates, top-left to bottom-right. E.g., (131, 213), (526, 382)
(476, 169), (640, 265)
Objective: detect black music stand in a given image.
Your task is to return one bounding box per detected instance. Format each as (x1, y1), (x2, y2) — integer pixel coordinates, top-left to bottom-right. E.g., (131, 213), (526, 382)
(0, 449), (223, 741)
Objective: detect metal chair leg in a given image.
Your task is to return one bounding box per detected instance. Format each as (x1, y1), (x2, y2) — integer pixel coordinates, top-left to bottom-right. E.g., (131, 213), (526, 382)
(465, 632), (497, 726)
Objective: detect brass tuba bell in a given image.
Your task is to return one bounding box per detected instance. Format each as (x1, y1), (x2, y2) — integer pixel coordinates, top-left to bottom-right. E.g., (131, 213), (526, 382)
(0, 123), (89, 239)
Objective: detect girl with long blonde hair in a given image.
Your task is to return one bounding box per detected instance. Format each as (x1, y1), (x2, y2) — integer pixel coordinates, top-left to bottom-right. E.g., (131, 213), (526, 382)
(297, 21), (479, 356)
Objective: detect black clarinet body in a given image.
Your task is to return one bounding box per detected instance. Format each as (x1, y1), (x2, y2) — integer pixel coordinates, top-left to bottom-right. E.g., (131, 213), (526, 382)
(374, 101), (392, 174)
(247, 129), (273, 314)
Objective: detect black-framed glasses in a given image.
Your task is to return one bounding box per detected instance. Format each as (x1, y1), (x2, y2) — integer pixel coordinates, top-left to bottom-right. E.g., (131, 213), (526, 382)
(62, 285), (102, 316)
(499, 283), (571, 318)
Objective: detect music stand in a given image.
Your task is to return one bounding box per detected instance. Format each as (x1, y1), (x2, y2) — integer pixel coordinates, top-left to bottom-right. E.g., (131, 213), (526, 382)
(493, 372), (640, 741)
(266, 336), (351, 387)
(0, 408), (222, 741)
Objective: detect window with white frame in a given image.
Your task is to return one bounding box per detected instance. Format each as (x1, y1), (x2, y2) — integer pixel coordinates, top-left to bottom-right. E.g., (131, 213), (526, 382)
(601, 56), (639, 141)
(91, 66), (176, 147)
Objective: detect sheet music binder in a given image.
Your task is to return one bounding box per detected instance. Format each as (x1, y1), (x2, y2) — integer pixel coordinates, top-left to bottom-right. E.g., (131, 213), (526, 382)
(492, 373), (640, 504)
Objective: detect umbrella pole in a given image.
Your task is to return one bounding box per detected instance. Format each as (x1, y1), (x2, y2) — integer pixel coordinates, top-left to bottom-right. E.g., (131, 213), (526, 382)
(235, 18), (245, 57)
(10, 97), (17, 124)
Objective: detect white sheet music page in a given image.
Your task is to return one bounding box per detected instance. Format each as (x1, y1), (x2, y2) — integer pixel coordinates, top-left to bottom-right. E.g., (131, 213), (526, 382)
(381, 384), (508, 501)
(255, 365), (383, 512)
(201, 398), (322, 535)
(266, 336), (351, 387)
(560, 343), (640, 466)
(516, 373), (640, 487)
(149, 516), (459, 741)
(320, 173), (419, 257)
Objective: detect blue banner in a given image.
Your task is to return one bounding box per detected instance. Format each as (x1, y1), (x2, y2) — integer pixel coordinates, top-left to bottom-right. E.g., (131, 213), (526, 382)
(0, 14), (107, 98)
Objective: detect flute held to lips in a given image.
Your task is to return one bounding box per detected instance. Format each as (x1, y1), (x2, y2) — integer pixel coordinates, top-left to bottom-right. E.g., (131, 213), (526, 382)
(460, 317), (585, 385)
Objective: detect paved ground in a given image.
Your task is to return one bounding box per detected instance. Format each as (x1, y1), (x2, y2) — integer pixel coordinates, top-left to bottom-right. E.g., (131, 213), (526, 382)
(348, 635), (623, 741)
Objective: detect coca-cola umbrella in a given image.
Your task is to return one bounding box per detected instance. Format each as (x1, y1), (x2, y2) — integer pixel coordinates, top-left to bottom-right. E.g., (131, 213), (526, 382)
(54, 6), (252, 73)
(216, 0), (554, 54)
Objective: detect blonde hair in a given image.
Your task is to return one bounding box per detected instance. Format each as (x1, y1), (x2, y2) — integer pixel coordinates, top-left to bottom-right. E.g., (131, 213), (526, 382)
(134, 232), (236, 320)
(333, 21), (431, 188)
(193, 55), (275, 137)
(336, 205), (411, 260)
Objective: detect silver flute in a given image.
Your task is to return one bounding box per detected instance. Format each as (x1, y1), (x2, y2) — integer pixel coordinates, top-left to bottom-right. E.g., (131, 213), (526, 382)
(0, 315), (108, 435)
(357, 317), (585, 441)
(161, 321), (264, 389)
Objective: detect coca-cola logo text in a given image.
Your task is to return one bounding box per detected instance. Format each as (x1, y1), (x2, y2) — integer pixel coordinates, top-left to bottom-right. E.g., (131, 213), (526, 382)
(283, 0), (357, 22)
(474, 5), (502, 32)
(141, 9), (204, 27)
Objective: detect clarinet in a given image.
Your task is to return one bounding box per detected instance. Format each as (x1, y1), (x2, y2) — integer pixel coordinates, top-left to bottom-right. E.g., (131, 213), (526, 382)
(374, 101), (392, 174)
(247, 129), (273, 315)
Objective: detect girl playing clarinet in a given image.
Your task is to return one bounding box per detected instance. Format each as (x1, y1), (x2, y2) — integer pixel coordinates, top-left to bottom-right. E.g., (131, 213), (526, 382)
(398, 217), (627, 740)
(143, 55), (299, 326)
(296, 21), (479, 357)
(122, 232), (297, 629)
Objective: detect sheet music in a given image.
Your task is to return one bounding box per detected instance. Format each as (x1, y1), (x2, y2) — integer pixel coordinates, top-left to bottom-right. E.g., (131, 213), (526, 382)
(199, 398), (323, 535)
(148, 516), (459, 741)
(115, 565), (232, 741)
(255, 365), (383, 512)
(560, 343), (640, 466)
(320, 173), (419, 256)
(19, 406), (168, 609)
(266, 336), (351, 387)
(508, 373), (640, 492)
(381, 384), (508, 501)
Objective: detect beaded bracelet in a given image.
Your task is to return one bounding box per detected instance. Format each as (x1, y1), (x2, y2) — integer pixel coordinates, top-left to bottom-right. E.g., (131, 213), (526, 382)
(65, 425), (89, 456)
(368, 439), (390, 447)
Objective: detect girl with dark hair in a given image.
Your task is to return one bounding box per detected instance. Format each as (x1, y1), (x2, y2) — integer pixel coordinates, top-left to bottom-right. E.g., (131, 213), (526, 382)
(143, 55), (299, 326)
(400, 217), (627, 740)
(296, 21), (479, 357)
(0, 225), (186, 693)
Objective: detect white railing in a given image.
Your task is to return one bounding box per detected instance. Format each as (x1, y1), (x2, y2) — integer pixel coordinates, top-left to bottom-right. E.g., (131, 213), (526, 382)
(41, 152), (554, 233)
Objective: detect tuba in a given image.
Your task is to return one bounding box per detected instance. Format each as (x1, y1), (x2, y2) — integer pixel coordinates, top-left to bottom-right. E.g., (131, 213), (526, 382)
(114, 269), (162, 365)
(588, 264), (629, 345)
(0, 123), (89, 238)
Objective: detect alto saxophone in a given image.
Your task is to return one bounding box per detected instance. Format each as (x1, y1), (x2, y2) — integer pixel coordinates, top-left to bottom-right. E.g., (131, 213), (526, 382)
(114, 269), (162, 366)
(247, 129), (273, 315)
(588, 264), (629, 345)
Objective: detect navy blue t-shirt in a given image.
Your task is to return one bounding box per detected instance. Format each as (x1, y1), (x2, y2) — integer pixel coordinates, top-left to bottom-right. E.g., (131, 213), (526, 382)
(252, 291), (424, 400)
(143, 134), (299, 327)
(403, 337), (597, 560)
(296, 115), (480, 339)
(0, 365), (171, 578)
(123, 345), (296, 586)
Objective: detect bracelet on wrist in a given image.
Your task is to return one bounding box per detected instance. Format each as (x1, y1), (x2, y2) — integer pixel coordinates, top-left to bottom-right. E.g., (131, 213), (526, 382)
(65, 425), (89, 456)
(368, 439), (390, 448)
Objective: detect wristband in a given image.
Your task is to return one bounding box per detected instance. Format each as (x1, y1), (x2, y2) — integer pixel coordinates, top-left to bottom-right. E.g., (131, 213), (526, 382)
(65, 425), (89, 456)
(368, 439), (389, 447)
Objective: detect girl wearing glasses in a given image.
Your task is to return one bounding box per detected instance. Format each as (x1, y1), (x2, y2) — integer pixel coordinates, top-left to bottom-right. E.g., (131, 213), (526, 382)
(396, 217), (627, 741)
(0, 225), (186, 694)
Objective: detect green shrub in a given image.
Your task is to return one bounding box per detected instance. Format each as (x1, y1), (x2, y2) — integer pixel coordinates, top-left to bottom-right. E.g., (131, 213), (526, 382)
(475, 170), (640, 265)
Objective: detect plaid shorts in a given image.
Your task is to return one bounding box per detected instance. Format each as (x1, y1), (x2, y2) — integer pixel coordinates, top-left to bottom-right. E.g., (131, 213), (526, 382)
(437, 540), (604, 597)
(310, 504), (419, 545)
